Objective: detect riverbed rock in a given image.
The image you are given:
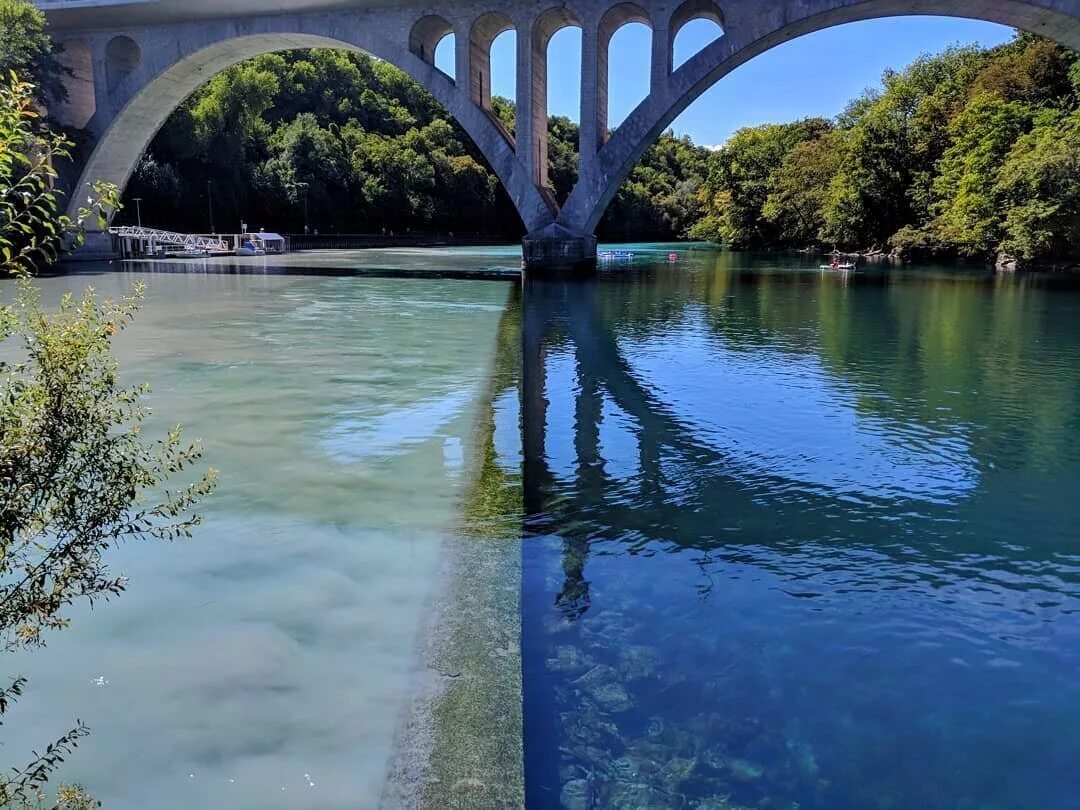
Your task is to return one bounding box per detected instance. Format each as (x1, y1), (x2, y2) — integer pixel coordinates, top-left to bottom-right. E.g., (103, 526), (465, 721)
(608, 781), (682, 809)
(659, 755), (698, 790)
(590, 681), (635, 713)
(646, 716), (665, 741)
(618, 644), (662, 680)
(725, 758), (764, 783)
(548, 644), (591, 673)
(560, 778), (593, 810)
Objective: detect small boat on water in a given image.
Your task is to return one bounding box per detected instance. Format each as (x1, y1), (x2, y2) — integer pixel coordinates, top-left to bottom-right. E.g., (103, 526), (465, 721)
(172, 248), (210, 259)
(821, 251), (857, 271)
(236, 240), (266, 257)
(600, 250), (635, 262)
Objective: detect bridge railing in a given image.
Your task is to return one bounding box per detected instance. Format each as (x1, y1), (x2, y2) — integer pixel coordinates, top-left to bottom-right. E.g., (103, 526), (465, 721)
(108, 226), (230, 252)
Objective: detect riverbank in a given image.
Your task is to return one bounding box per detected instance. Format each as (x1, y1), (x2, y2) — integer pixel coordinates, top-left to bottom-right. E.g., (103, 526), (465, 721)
(769, 243), (1080, 273)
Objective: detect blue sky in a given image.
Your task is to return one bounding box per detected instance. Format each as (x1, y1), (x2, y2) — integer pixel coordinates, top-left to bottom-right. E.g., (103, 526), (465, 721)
(437, 16), (1015, 147)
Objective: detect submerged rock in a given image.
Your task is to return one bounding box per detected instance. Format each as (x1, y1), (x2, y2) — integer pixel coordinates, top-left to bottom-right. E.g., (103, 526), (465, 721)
(610, 755), (641, 782)
(617, 644), (662, 680)
(660, 756), (698, 792)
(645, 716), (665, 741)
(725, 758), (764, 783)
(573, 665), (635, 713)
(560, 778), (593, 810)
(608, 781), (682, 809)
(574, 664), (617, 690)
(590, 681), (635, 713)
(548, 644), (591, 673)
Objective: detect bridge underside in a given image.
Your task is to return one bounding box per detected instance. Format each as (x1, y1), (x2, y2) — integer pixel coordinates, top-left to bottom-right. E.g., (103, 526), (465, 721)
(42, 0), (1080, 275)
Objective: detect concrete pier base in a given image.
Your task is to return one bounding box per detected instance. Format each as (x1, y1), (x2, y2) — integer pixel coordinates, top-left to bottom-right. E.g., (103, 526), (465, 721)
(522, 225), (597, 277)
(69, 230), (118, 262)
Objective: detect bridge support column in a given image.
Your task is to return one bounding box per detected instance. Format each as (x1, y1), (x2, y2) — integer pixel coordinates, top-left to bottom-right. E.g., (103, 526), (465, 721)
(522, 224), (597, 277)
(71, 229), (118, 261)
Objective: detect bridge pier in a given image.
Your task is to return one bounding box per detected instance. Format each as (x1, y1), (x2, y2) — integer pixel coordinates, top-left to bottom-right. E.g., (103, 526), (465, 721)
(73, 230), (119, 261)
(522, 225), (598, 277)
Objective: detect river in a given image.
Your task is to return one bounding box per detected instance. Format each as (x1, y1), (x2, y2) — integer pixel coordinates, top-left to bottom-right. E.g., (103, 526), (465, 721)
(2, 245), (1079, 809)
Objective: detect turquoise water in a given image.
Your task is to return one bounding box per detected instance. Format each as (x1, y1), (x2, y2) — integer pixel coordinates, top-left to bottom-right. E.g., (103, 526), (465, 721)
(4, 247), (1080, 809)
(521, 251), (1080, 809)
(1, 268), (513, 808)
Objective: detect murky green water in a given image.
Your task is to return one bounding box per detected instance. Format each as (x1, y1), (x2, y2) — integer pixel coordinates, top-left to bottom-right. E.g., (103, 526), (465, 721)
(3, 246), (1080, 809)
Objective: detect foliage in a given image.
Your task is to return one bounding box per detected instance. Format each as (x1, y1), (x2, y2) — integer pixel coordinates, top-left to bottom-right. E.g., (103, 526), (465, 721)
(1, 74), (216, 806)
(695, 34), (1080, 264)
(996, 109), (1080, 262)
(126, 49), (713, 240)
(127, 50), (524, 236)
(696, 119), (831, 248)
(0, 0), (67, 104)
(0, 77), (116, 275)
(603, 132), (711, 241)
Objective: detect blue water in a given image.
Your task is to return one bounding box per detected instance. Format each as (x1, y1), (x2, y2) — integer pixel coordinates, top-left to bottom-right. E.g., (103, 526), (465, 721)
(520, 251), (1080, 809)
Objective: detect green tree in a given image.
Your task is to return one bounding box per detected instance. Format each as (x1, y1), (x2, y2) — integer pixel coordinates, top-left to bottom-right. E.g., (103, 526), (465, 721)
(0, 0), (67, 103)
(997, 109), (1080, 263)
(698, 118), (830, 247)
(762, 131), (842, 245)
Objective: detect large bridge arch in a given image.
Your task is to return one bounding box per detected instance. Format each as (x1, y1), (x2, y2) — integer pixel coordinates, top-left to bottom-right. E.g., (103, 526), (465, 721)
(559, 0), (1080, 234)
(68, 16), (554, 233)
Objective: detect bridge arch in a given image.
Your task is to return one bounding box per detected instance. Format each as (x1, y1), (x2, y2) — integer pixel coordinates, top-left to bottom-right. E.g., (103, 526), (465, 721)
(669, 0), (725, 72)
(409, 15), (455, 75)
(69, 21), (553, 234)
(596, 3), (653, 148)
(559, 0), (1080, 234)
(470, 12), (516, 111)
(105, 35), (142, 93)
(524, 6), (585, 188)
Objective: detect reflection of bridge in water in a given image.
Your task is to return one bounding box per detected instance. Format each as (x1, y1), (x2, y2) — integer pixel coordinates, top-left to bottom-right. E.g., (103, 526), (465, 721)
(517, 265), (1063, 621)
(37, 0), (1080, 273)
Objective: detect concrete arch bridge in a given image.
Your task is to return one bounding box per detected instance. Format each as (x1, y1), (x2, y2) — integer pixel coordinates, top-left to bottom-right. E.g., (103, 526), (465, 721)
(38, 0), (1080, 273)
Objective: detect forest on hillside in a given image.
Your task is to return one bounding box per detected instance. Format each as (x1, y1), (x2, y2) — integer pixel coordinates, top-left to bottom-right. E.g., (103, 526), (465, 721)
(693, 34), (1080, 266)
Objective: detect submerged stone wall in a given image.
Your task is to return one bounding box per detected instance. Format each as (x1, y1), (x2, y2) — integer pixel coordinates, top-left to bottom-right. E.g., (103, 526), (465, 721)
(382, 287), (525, 809)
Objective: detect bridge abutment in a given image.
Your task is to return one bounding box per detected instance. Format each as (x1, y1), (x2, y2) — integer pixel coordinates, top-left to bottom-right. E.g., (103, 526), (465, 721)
(522, 225), (598, 277)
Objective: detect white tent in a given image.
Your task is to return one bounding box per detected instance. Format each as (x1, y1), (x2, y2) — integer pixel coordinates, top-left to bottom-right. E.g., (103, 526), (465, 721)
(255, 231), (287, 253)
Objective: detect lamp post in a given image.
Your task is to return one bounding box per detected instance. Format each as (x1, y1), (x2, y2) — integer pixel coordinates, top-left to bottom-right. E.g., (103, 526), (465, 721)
(207, 180), (215, 233)
(297, 181), (310, 234)
(132, 197), (143, 228)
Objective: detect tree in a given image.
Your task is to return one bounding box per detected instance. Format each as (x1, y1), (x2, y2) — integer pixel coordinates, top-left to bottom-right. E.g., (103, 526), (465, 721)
(0, 0), (67, 104)
(762, 131), (842, 245)
(1, 75), (216, 806)
(931, 93), (1035, 255)
(697, 119), (831, 247)
(997, 109), (1080, 263)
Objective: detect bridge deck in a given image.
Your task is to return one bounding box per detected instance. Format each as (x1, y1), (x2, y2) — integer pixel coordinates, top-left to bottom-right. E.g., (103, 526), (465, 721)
(37, 0), (431, 28)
